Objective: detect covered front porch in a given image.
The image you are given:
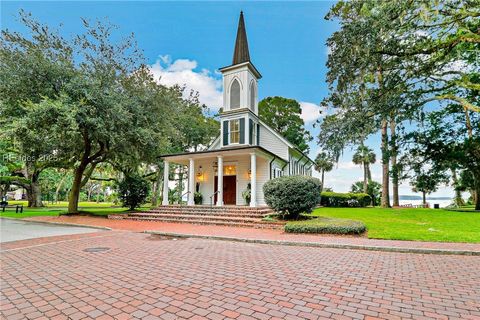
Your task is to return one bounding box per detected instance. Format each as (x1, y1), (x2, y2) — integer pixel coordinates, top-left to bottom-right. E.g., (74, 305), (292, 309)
(161, 146), (285, 207)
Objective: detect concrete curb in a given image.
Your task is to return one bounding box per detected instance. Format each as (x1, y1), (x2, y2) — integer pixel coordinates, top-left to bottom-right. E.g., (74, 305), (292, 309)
(0, 217), (112, 231)
(144, 231), (480, 256)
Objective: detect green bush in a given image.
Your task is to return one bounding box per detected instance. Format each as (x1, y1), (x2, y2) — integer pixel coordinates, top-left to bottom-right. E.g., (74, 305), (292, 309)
(285, 217), (367, 234)
(320, 192), (371, 207)
(117, 175), (150, 210)
(263, 175), (322, 219)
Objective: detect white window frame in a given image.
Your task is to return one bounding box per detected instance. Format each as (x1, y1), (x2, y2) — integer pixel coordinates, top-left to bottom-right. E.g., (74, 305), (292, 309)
(229, 119), (240, 144)
(274, 168), (283, 178)
(230, 79), (241, 110)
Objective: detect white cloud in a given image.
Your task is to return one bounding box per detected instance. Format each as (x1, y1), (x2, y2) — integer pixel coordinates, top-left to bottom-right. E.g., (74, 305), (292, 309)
(337, 161), (359, 170)
(299, 101), (323, 123)
(149, 55), (223, 109)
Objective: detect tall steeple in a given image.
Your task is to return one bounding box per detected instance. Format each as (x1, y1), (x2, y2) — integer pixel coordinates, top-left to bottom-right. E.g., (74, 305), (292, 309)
(219, 11), (261, 115)
(232, 11), (250, 65)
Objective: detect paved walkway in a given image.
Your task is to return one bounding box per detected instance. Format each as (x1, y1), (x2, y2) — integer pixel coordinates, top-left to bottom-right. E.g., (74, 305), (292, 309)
(26, 215), (480, 254)
(1, 231), (479, 320)
(0, 218), (103, 243)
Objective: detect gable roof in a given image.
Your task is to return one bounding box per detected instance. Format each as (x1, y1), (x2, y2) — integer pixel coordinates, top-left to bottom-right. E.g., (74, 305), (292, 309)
(257, 118), (315, 164)
(207, 108), (314, 164)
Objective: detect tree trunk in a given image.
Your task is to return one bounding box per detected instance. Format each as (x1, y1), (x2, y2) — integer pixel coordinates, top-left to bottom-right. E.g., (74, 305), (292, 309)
(321, 169), (325, 189)
(21, 164), (44, 207)
(96, 185), (101, 203)
(67, 133), (105, 213)
(68, 164), (87, 213)
(390, 118), (399, 207)
(55, 173), (68, 203)
(0, 184), (8, 200)
(451, 168), (464, 207)
(474, 172), (480, 211)
(366, 163), (372, 181)
(474, 189), (479, 211)
(422, 191), (426, 206)
(151, 181), (157, 206)
(381, 119), (390, 208)
(152, 169), (162, 207)
(26, 173), (44, 207)
(363, 163), (368, 194)
(465, 108), (473, 138)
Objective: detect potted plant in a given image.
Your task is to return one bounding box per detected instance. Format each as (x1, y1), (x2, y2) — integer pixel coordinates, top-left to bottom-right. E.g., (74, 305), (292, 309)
(194, 192), (203, 205)
(242, 183), (251, 205)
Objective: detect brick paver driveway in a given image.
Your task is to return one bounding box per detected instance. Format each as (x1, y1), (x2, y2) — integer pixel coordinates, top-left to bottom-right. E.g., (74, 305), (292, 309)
(1, 231), (479, 320)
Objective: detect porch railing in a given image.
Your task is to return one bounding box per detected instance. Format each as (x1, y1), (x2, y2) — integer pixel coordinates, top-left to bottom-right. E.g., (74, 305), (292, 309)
(179, 191), (191, 214)
(209, 190), (220, 213)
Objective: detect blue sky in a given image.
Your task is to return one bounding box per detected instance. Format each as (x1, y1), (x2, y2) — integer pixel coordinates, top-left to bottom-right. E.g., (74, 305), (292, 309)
(1, 1), (454, 199)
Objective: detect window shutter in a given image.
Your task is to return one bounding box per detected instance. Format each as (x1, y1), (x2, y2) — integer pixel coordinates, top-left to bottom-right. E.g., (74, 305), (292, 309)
(239, 118), (245, 144)
(256, 124), (260, 145)
(249, 119), (253, 144)
(223, 120), (229, 146)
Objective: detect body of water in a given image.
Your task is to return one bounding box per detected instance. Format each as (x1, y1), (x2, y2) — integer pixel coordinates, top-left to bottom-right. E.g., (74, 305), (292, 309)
(397, 199), (452, 208)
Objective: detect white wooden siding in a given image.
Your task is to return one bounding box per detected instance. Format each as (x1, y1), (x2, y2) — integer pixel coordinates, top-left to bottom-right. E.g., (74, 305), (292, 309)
(259, 123), (289, 160)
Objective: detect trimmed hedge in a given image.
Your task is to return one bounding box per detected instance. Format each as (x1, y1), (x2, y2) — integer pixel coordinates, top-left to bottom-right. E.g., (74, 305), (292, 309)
(320, 192), (371, 207)
(264, 175), (322, 219)
(285, 217), (367, 234)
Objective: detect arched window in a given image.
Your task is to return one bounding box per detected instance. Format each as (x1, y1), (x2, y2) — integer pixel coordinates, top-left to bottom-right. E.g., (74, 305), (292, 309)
(230, 79), (240, 109)
(249, 82), (256, 110)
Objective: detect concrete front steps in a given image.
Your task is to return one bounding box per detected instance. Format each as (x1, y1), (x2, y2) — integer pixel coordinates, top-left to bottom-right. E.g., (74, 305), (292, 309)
(109, 205), (284, 229)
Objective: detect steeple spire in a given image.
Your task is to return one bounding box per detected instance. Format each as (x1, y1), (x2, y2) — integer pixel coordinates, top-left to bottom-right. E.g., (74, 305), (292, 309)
(232, 11), (250, 65)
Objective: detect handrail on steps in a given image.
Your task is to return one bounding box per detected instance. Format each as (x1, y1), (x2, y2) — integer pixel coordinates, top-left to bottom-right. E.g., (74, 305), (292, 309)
(179, 191), (191, 213)
(209, 191), (220, 213)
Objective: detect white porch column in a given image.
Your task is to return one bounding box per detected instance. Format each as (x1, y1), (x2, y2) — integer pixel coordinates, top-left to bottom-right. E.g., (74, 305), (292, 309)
(162, 160), (169, 205)
(188, 158), (195, 205)
(216, 156), (224, 206)
(250, 153), (257, 207)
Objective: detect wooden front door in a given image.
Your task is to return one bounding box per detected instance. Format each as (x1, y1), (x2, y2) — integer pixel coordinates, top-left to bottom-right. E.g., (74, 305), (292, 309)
(214, 175), (237, 205)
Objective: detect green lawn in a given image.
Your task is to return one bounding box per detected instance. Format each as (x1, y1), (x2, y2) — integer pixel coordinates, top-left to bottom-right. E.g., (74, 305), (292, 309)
(2, 202), (479, 243)
(0, 201), (149, 218)
(8, 200), (119, 208)
(311, 207), (480, 243)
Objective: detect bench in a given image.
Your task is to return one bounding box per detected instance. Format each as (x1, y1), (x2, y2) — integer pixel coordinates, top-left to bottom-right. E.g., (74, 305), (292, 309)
(0, 202), (24, 213)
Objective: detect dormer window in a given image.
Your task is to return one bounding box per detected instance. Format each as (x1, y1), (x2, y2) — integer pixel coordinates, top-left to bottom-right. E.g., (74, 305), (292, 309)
(230, 79), (240, 109)
(230, 119), (240, 143)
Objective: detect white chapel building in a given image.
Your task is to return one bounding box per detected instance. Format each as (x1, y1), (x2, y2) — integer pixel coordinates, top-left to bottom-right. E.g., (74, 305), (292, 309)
(161, 12), (315, 207)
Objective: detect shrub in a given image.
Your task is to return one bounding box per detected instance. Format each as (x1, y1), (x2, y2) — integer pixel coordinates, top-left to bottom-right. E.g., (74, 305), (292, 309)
(285, 217), (367, 234)
(263, 175), (322, 219)
(117, 175), (150, 210)
(320, 192), (371, 207)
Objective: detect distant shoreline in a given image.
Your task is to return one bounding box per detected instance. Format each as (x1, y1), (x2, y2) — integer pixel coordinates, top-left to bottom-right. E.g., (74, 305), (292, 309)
(395, 195), (452, 201)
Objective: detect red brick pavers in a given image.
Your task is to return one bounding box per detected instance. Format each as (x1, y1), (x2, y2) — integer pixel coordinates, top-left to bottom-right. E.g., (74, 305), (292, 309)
(27, 215), (480, 253)
(1, 232), (480, 319)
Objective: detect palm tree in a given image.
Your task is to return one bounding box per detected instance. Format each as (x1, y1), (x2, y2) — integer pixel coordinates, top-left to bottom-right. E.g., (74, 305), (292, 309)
(314, 152), (334, 189)
(352, 145), (376, 194)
